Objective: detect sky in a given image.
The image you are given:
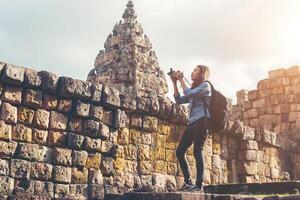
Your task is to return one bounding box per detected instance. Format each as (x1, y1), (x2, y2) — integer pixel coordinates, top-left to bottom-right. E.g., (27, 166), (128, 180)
(1, 0), (300, 104)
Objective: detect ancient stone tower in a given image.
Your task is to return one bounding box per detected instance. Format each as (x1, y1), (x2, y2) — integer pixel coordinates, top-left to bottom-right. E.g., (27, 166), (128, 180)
(87, 0), (168, 99)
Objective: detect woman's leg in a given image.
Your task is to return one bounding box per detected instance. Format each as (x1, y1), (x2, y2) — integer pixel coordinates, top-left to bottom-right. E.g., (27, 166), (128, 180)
(176, 125), (194, 184)
(193, 117), (209, 187)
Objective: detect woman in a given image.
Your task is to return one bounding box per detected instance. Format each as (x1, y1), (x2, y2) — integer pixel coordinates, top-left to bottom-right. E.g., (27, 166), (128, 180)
(171, 65), (212, 192)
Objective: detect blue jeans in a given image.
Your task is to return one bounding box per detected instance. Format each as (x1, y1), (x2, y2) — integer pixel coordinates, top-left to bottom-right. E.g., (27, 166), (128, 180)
(176, 117), (210, 186)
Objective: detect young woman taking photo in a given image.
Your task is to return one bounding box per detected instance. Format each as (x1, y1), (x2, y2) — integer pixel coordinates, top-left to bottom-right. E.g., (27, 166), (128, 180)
(170, 65), (212, 192)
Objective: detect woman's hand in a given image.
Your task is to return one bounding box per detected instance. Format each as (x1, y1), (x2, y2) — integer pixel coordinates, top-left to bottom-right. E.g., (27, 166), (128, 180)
(175, 71), (184, 81)
(170, 74), (177, 84)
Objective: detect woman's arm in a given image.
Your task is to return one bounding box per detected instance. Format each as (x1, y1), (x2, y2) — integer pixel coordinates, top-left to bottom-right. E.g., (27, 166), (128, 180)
(172, 76), (189, 104)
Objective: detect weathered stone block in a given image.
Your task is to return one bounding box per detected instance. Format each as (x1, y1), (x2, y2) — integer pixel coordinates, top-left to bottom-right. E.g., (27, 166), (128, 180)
(117, 128), (129, 145)
(114, 109), (129, 129)
(0, 121), (11, 141)
(74, 80), (92, 100)
(53, 147), (72, 166)
(98, 122), (110, 140)
(130, 113), (142, 128)
(139, 161), (152, 175)
(67, 132), (85, 149)
(1, 102), (17, 124)
(0, 159), (9, 175)
(241, 161), (258, 175)
(88, 169), (103, 185)
(42, 95), (58, 110)
(68, 117), (82, 133)
(83, 119), (99, 137)
(239, 150), (258, 161)
(86, 153), (101, 169)
(47, 131), (67, 147)
(23, 89), (43, 108)
(268, 68), (285, 79)
(101, 157), (115, 176)
(18, 106), (35, 125)
(101, 85), (120, 109)
(33, 109), (50, 129)
(102, 110), (113, 126)
(286, 65), (300, 76)
(84, 137), (102, 152)
(10, 159), (31, 179)
(252, 98), (265, 108)
(32, 128), (48, 145)
(54, 184), (69, 198)
(38, 71), (58, 93)
(34, 180), (54, 198)
(143, 116), (158, 132)
(120, 93), (136, 112)
(136, 97), (150, 113)
(0, 175), (14, 195)
(141, 132), (152, 145)
(18, 143), (51, 162)
(12, 124), (32, 142)
(31, 162), (53, 181)
(2, 86), (22, 105)
(1, 64), (25, 86)
(90, 105), (104, 121)
(53, 166), (71, 183)
(89, 184), (105, 200)
(101, 141), (118, 158)
(0, 141), (17, 158)
(91, 83), (103, 104)
(24, 68), (42, 88)
(242, 126), (255, 140)
(240, 140), (258, 150)
(49, 111), (68, 131)
(257, 79), (269, 90)
(68, 184), (88, 199)
(74, 100), (90, 118)
(263, 129), (277, 146)
(71, 167), (88, 184)
(57, 99), (73, 113)
(72, 150), (88, 167)
(138, 145), (151, 161)
(58, 76), (76, 98)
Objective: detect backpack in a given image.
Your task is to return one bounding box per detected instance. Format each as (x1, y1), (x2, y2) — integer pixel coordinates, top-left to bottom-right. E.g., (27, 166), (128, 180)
(203, 81), (231, 134)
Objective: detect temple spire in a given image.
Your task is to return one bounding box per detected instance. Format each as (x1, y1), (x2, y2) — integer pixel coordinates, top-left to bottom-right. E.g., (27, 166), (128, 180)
(122, 0), (137, 23)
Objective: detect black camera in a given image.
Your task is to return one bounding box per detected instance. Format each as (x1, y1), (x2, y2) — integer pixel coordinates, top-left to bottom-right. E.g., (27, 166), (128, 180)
(167, 68), (175, 76)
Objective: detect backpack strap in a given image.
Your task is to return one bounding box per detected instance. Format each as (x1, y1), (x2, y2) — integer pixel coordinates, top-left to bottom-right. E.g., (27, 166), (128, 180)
(202, 81), (214, 116)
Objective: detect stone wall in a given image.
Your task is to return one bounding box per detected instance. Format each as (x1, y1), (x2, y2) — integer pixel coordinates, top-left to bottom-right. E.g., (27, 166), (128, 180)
(231, 66), (300, 134)
(0, 62), (298, 199)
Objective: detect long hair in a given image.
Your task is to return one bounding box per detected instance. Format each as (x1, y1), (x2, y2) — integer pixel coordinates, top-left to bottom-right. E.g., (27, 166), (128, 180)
(191, 65), (210, 89)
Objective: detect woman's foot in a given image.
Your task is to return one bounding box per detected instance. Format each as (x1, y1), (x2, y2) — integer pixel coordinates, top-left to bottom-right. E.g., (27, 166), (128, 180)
(187, 185), (204, 193)
(177, 182), (194, 191)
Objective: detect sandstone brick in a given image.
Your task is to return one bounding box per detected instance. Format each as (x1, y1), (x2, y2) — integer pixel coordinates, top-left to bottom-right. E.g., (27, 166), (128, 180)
(137, 145), (150, 161)
(165, 149), (176, 162)
(142, 116), (158, 132)
(53, 166), (71, 183)
(89, 184), (104, 200)
(18, 106), (35, 125)
(136, 97), (151, 113)
(88, 169), (103, 185)
(12, 124), (32, 142)
(97, 123), (109, 141)
(120, 93), (137, 112)
(67, 132), (85, 149)
(71, 167), (88, 184)
(23, 89), (43, 108)
(239, 150), (258, 161)
(58, 76), (76, 98)
(257, 79), (269, 90)
(86, 153), (101, 169)
(0, 141), (17, 158)
(268, 68), (285, 79)
(10, 159), (31, 179)
(42, 95), (57, 110)
(0, 159), (9, 175)
(242, 126), (255, 140)
(32, 128), (48, 145)
(101, 141), (118, 158)
(0, 175), (14, 195)
(84, 137), (102, 152)
(13, 179), (35, 195)
(72, 150), (88, 167)
(102, 110), (113, 126)
(18, 143), (52, 162)
(114, 109), (129, 129)
(74, 100), (90, 118)
(89, 105), (103, 121)
(101, 85), (120, 109)
(24, 68), (42, 88)
(1, 64), (25, 86)
(252, 98), (265, 108)
(140, 161), (152, 175)
(130, 129), (141, 145)
(248, 90), (258, 100)
(34, 180), (54, 198)
(117, 128), (129, 145)
(241, 161), (258, 175)
(54, 184), (69, 198)
(68, 117), (82, 133)
(240, 140), (258, 150)
(124, 145), (137, 161)
(68, 184), (88, 199)
(1, 102), (17, 124)
(38, 71), (58, 93)
(286, 65), (300, 76)
(91, 83), (103, 103)
(53, 147), (72, 166)
(292, 84), (300, 94)
(2, 86), (22, 104)
(263, 129), (277, 146)
(49, 111), (68, 131)
(31, 162), (53, 181)
(74, 80), (92, 100)
(33, 109), (50, 129)
(47, 131), (67, 147)
(57, 99), (73, 113)
(83, 119), (99, 137)
(0, 121), (11, 141)
(141, 132), (152, 145)
(101, 156), (115, 176)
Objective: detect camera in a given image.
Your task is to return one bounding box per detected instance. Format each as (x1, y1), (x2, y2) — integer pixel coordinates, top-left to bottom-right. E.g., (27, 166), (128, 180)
(167, 68), (175, 76)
